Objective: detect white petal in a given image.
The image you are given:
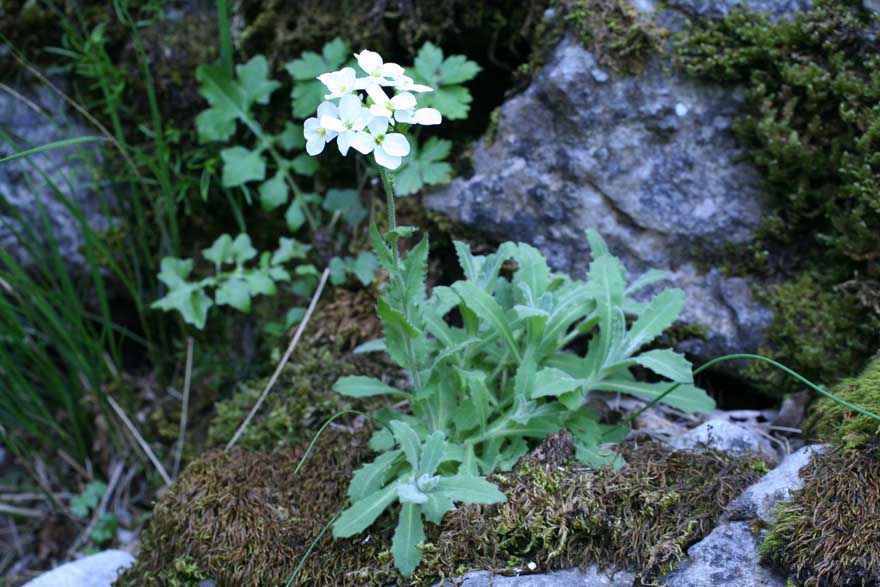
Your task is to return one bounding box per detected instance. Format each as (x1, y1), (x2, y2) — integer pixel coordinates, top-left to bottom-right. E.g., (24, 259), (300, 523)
(321, 116), (346, 132)
(338, 94), (362, 120)
(337, 132), (352, 156)
(380, 62), (405, 78)
(370, 104), (391, 118)
(317, 72), (336, 88)
(410, 83), (433, 93)
(350, 131), (375, 155)
(367, 117), (389, 136)
(390, 92), (417, 110)
(382, 133), (410, 157)
(395, 109), (415, 124)
(340, 67), (357, 85)
(303, 117), (320, 136)
(374, 148), (402, 170)
(413, 108), (441, 125)
(306, 137), (326, 156)
(317, 101), (338, 119)
(365, 84), (390, 107)
(355, 50), (383, 75)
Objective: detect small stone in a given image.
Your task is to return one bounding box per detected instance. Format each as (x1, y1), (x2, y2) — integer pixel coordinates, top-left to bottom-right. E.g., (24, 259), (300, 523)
(435, 566), (635, 586)
(728, 444), (827, 524)
(23, 550), (135, 587)
(591, 68), (609, 83)
(663, 522), (786, 587)
(675, 102), (689, 116)
(671, 418), (776, 459)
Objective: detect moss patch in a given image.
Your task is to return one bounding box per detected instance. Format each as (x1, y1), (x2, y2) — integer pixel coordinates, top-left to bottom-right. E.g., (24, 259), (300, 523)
(206, 341), (390, 452)
(746, 272), (880, 394)
(675, 0), (880, 390)
(761, 443), (880, 586)
(118, 433), (761, 587)
(804, 356), (880, 447)
(560, 0), (668, 73)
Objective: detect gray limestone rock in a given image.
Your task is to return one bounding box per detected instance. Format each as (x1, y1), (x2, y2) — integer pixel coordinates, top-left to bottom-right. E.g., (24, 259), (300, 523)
(0, 79), (112, 273)
(728, 444), (827, 524)
(22, 550), (135, 587)
(425, 37), (776, 364)
(670, 418), (777, 459)
(435, 566), (636, 587)
(662, 522), (785, 587)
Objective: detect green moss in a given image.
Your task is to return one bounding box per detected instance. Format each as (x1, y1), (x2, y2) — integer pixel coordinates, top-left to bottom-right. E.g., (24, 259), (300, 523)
(746, 272), (880, 393)
(561, 0), (668, 73)
(238, 0), (548, 64)
(748, 271), (880, 394)
(675, 1), (880, 390)
(118, 433), (761, 587)
(675, 1), (880, 268)
(804, 356), (880, 447)
(761, 443), (880, 586)
(207, 341), (387, 451)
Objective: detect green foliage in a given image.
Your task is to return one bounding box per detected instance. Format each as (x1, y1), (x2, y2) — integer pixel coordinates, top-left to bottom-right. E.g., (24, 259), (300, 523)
(409, 42), (481, 120)
(393, 138), (453, 196)
(70, 481), (118, 546)
(71, 481), (108, 518)
(286, 37), (351, 118)
(194, 55), (316, 231)
(332, 228), (713, 576)
(675, 1), (880, 266)
(152, 234), (311, 329)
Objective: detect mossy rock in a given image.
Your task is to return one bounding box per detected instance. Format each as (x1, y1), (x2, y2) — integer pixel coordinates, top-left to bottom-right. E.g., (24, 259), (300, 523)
(803, 355), (880, 447)
(118, 432), (762, 586)
(761, 443), (880, 586)
(207, 341), (391, 452)
(747, 271), (880, 394)
(236, 0), (548, 63)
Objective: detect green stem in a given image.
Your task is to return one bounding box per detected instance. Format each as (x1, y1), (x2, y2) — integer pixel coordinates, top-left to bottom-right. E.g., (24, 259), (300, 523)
(378, 167), (423, 394)
(622, 353), (880, 427)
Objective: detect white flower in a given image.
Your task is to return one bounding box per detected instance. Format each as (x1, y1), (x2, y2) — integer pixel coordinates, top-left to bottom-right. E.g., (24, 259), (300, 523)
(303, 101), (339, 155)
(319, 94), (370, 156)
(317, 67), (360, 99)
(350, 118), (411, 170)
(395, 105), (442, 126)
(392, 75), (433, 93)
(365, 85), (418, 121)
(355, 50), (405, 85)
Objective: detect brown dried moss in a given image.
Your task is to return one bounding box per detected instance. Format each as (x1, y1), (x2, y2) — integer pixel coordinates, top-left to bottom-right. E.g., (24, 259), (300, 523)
(761, 443), (880, 587)
(118, 432), (761, 587)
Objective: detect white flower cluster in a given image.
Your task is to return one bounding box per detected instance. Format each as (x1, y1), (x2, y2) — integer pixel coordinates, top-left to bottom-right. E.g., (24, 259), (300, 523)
(304, 50), (441, 170)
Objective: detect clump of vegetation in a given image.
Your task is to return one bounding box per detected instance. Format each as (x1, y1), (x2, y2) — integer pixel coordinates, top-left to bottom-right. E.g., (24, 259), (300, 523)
(207, 342), (386, 451)
(761, 443), (880, 586)
(676, 0), (880, 388)
(237, 0), (548, 65)
(804, 356), (880, 447)
(115, 433), (761, 586)
(747, 272), (880, 392)
(561, 0), (668, 73)
(114, 429), (389, 587)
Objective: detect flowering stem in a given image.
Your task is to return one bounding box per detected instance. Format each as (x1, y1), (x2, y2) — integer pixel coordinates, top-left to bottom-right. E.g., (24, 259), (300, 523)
(379, 167), (399, 258)
(378, 166), (423, 395)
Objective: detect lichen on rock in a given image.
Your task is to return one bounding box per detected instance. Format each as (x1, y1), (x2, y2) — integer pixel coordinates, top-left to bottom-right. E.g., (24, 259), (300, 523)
(760, 443), (880, 587)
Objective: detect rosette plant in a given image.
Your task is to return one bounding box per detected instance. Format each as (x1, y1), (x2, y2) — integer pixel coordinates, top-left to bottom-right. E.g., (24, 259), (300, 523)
(305, 50), (715, 578)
